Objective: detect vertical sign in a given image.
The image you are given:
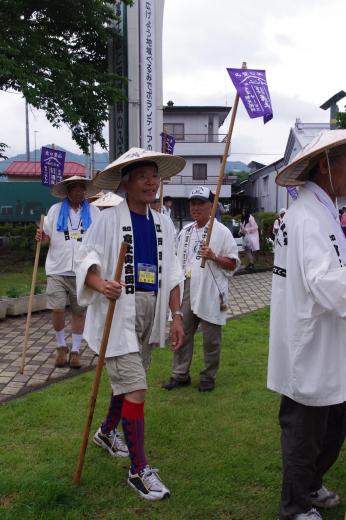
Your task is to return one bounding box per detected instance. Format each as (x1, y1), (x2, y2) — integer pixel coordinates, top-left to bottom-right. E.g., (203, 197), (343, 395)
(140, 0), (156, 150)
(40, 147), (66, 186)
(114, 0), (128, 158)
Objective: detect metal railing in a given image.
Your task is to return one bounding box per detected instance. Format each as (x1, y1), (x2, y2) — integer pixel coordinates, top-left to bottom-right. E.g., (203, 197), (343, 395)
(164, 175), (233, 186)
(173, 134), (227, 143)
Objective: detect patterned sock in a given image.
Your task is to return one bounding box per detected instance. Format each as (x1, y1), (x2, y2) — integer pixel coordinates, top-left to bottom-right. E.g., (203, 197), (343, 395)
(101, 393), (124, 434)
(121, 399), (147, 474)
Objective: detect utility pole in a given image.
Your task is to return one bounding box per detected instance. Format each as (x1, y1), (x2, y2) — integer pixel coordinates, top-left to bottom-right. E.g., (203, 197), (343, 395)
(34, 130), (39, 174)
(25, 100), (30, 160)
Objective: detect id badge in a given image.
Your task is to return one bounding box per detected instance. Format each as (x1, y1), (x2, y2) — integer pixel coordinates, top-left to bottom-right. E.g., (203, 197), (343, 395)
(138, 263), (157, 285)
(185, 269), (192, 279)
(70, 230), (82, 241)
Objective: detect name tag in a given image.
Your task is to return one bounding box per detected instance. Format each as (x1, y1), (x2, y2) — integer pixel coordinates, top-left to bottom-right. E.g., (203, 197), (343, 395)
(138, 263), (157, 285)
(70, 230), (82, 241)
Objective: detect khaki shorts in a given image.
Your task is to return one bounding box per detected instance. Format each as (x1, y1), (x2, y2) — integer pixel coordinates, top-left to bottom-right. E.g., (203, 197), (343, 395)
(46, 275), (86, 315)
(106, 291), (157, 396)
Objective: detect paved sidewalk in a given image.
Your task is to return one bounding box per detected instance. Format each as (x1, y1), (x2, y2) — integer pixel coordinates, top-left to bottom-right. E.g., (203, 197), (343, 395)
(0, 271), (272, 404)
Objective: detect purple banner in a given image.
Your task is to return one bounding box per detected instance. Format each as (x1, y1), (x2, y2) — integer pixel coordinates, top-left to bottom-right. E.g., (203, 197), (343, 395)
(40, 147), (66, 187)
(286, 186), (299, 200)
(227, 68), (273, 124)
(160, 132), (175, 154)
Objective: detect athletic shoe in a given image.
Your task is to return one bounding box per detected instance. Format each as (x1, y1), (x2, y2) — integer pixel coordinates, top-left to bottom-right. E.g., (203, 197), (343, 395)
(127, 465), (170, 501)
(311, 485), (340, 508)
(55, 347), (68, 367)
(93, 427), (129, 458)
(293, 508), (322, 519)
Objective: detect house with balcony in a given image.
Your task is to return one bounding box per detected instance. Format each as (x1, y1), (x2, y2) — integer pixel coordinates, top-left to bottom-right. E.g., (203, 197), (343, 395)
(243, 120), (331, 213)
(161, 103), (235, 227)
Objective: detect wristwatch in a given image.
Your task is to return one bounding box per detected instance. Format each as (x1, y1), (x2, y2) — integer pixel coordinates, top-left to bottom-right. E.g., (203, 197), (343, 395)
(172, 311), (184, 319)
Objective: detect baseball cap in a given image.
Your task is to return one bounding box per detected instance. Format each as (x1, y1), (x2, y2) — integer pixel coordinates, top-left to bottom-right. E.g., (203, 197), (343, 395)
(188, 186), (214, 202)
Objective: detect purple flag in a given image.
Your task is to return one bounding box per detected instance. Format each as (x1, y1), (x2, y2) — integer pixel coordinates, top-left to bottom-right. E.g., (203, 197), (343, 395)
(227, 68), (273, 124)
(40, 147), (66, 187)
(160, 132), (175, 154)
(286, 186), (299, 200)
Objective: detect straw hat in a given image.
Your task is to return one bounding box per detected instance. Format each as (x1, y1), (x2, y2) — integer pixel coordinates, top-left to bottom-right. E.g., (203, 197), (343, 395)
(93, 147), (186, 191)
(51, 175), (100, 199)
(91, 191), (123, 207)
(276, 129), (346, 187)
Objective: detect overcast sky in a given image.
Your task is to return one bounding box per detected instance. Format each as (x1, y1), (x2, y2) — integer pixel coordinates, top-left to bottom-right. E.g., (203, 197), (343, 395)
(1, 0), (345, 164)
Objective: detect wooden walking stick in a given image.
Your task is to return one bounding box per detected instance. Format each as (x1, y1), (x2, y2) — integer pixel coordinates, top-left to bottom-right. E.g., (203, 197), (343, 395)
(20, 214), (45, 374)
(73, 241), (128, 485)
(201, 61), (247, 268)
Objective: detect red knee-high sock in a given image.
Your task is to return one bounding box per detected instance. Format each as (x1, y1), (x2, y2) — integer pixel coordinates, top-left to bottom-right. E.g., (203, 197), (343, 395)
(121, 399), (147, 474)
(101, 393), (124, 434)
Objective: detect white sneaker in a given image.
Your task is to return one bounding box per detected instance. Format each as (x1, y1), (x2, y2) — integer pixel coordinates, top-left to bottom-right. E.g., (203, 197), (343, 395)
(294, 508), (323, 519)
(93, 427), (129, 458)
(127, 465), (170, 501)
(310, 485), (340, 508)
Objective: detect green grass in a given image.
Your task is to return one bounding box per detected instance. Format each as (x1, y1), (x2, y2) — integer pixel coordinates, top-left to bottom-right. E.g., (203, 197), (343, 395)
(0, 308), (344, 520)
(0, 261), (46, 298)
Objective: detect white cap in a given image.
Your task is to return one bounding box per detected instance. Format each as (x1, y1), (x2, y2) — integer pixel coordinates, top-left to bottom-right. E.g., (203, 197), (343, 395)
(188, 186), (213, 201)
(279, 208), (286, 215)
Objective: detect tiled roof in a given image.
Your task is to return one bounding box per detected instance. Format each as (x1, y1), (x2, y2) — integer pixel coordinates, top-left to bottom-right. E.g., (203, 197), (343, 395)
(5, 160), (86, 177)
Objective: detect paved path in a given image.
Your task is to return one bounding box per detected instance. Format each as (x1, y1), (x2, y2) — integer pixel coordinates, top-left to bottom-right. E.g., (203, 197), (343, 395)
(0, 271), (272, 404)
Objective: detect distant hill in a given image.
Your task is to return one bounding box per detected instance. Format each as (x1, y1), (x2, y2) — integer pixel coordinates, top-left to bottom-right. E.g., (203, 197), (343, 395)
(0, 147), (109, 173)
(0, 150), (251, 176)
(225, 160), (250, 173)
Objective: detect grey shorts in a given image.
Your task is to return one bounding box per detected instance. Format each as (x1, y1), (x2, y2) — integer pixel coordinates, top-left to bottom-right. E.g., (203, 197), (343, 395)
(46, 275), (86, 315)
(105, 291), (157, 396)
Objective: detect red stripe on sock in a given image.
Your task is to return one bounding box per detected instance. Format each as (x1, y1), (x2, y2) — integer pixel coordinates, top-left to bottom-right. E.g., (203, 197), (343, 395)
(122, 399), (144, 420)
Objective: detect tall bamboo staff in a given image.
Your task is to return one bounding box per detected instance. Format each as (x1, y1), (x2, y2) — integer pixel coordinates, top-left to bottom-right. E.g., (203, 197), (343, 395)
(74, 241), (128, 485)
(201, 61), (247, 268)
(20, 214), (45, 374)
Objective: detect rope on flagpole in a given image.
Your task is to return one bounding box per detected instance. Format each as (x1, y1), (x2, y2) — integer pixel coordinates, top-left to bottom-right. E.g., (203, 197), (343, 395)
(20, 214), (45, 374)
(73, 241), (128, 485)
(201, 61), (247, 268)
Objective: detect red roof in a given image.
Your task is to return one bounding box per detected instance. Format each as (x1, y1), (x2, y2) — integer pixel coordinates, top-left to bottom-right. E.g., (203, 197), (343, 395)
(5, 160), (86, 177)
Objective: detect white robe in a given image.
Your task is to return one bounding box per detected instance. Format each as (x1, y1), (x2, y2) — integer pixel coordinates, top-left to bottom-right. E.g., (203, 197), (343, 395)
(43, 202), (100, 275)
(268, 186), (346, 406)
(75, 201), (184, 357)
(177, 220), (239, 325)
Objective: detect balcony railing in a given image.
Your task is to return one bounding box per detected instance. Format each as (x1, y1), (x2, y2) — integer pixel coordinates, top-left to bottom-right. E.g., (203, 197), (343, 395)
(164, 175), (233, 186)
(172, 134), (227, 143)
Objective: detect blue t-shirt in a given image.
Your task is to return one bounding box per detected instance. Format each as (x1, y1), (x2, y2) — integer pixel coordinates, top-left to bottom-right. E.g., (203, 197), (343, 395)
(130, 210), (158, 291)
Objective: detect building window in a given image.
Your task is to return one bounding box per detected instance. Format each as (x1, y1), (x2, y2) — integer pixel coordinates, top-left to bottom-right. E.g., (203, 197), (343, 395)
(164, 123), (184, 141)
(193, 163), (207, 180)
(1, 206), (13, 216)
(262, 175), (269, 196)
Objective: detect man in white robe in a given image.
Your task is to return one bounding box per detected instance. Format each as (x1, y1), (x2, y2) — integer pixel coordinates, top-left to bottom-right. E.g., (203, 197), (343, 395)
(268, 130), (346, 520)
(162, 186), (239, 392)
(35, 176), (99, 368)
(76, 148), (185, 501)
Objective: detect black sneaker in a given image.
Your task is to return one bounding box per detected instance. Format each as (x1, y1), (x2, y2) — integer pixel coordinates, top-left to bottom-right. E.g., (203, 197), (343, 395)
(93, 427), (129, 458)
(128, 465), (170, 501)
(161, 376), (191, 390)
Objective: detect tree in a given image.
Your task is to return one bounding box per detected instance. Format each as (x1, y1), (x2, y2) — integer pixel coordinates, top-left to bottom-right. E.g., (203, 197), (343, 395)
(0, 142), (9, 160)
(336, 111), (346, 129)
(0, 0), (133, 153)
